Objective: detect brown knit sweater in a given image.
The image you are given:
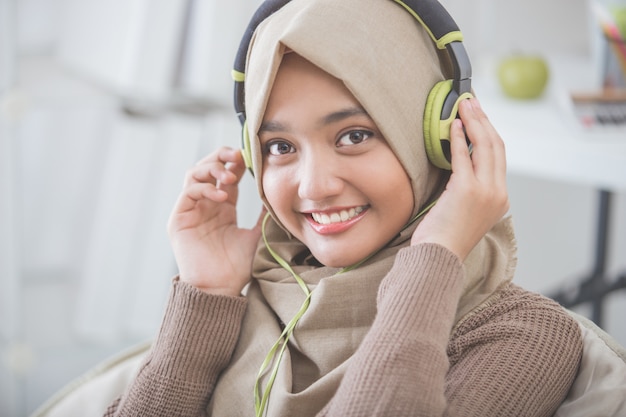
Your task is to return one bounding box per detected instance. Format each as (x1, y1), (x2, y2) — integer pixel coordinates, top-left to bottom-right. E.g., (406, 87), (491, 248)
(105, 244), (582, 416)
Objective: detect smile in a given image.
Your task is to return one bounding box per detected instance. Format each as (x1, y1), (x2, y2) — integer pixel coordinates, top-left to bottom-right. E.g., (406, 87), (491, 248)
(310, 206), (366, 225)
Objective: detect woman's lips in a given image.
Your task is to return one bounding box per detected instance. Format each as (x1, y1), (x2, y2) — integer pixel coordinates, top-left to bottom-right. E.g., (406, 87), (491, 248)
(305, 205), (369, 234)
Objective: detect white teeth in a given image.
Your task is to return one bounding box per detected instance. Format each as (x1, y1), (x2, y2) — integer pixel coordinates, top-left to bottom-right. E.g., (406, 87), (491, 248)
(311, 206), (365, 225)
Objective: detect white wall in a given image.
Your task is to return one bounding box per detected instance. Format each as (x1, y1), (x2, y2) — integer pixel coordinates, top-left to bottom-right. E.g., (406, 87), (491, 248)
(1, 0), (625, 415)
(442, 0), (592, 59)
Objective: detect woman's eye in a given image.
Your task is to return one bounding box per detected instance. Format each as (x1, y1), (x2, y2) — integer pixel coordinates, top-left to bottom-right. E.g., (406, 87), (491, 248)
(337, 130), (372, 147)
(266, 141), (295, 156)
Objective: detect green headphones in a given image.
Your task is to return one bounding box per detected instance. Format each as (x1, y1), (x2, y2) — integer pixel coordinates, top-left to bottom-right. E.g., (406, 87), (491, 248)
(232, 0), (473, 172)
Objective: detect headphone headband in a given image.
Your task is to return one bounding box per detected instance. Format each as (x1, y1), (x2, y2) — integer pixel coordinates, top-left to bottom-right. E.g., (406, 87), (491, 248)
(232, 0), (471, 125)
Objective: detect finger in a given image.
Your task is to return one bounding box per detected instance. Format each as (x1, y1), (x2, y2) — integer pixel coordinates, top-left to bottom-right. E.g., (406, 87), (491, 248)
(187, 147), (243, 183)
(462, 99), (509, 212)
(469, 99), (507, 184)
(449, 117), (473, 175)
(224, 150), (246, 186)
(191, 149), (248, 191)
(184, 161), (237, 188)
(221, 150), (248, 187)
(174, 182), (228, 213)
(183, 152), (247, 208)
(195, 146), (240, 166)
(458, 99), (496, 178)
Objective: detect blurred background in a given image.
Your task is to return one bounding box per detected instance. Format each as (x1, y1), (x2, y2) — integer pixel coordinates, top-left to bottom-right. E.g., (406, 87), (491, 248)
(1, 0), (625, 415)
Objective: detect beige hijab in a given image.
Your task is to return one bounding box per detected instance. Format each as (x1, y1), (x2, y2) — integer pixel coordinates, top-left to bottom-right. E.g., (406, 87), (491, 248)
(209, 0), (517, 415)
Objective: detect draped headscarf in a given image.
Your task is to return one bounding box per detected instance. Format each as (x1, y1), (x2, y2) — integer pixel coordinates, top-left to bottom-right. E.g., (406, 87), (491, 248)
(209, 0), (517, 415)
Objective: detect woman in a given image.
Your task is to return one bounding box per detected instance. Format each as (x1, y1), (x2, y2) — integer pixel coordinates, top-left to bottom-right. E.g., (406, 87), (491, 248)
(106, 0), (582, 415)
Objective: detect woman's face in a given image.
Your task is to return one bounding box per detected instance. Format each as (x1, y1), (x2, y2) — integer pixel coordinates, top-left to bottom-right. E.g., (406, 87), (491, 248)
(260, 54), (414, 268)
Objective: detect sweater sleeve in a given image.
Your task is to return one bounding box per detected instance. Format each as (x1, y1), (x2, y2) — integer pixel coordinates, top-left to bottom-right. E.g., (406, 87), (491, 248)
(444, 284), (583, 417)
(103, 278), (248, 417)
(320, 243), (465, 416)
(319, 243), (583, 417)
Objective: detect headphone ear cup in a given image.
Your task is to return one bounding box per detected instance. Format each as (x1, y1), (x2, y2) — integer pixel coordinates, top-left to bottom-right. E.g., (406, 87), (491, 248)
(423, 80), (454, 170)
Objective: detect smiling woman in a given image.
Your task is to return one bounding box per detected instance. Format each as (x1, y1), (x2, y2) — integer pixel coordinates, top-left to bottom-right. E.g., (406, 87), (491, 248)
(100, 0), (584, 416)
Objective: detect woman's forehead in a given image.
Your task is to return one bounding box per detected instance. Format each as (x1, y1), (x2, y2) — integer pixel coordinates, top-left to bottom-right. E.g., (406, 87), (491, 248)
(262, 53), (366, 125)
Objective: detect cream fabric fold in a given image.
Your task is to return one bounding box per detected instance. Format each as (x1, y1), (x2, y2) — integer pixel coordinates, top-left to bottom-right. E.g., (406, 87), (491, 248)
(209, 0), (517, 415)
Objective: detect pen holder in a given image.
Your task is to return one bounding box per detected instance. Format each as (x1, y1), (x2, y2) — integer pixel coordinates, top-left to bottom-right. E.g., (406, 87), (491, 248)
(603, 34), (626, 89)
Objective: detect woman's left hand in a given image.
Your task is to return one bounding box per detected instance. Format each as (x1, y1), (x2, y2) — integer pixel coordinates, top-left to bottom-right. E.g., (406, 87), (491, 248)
(411, 97), (509, 261)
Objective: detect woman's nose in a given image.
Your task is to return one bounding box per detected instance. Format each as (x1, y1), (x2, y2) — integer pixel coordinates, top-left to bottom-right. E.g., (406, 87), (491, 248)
(297, 151), (343, 202)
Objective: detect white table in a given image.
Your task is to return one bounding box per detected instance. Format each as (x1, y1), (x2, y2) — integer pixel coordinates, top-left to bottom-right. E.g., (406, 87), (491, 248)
(474, 56), (626, 326)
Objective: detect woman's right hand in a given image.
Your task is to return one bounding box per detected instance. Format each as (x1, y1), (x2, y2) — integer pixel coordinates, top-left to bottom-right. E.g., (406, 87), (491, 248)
(410, 98), (509, 262)
(167, 147), (264, 296)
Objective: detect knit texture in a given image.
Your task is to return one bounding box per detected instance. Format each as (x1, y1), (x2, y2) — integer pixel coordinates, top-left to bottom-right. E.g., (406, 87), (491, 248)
(105, 244), (582, 416)
(104, 279), (247, 416)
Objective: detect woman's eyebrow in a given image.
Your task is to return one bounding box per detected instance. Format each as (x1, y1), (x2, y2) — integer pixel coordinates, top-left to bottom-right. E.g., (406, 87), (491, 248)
(259, 120), (287, 134)
(319, 107), (369, 127)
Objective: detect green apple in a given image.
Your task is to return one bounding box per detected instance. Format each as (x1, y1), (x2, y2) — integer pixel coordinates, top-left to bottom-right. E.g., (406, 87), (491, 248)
(497, 55), (550, 99)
